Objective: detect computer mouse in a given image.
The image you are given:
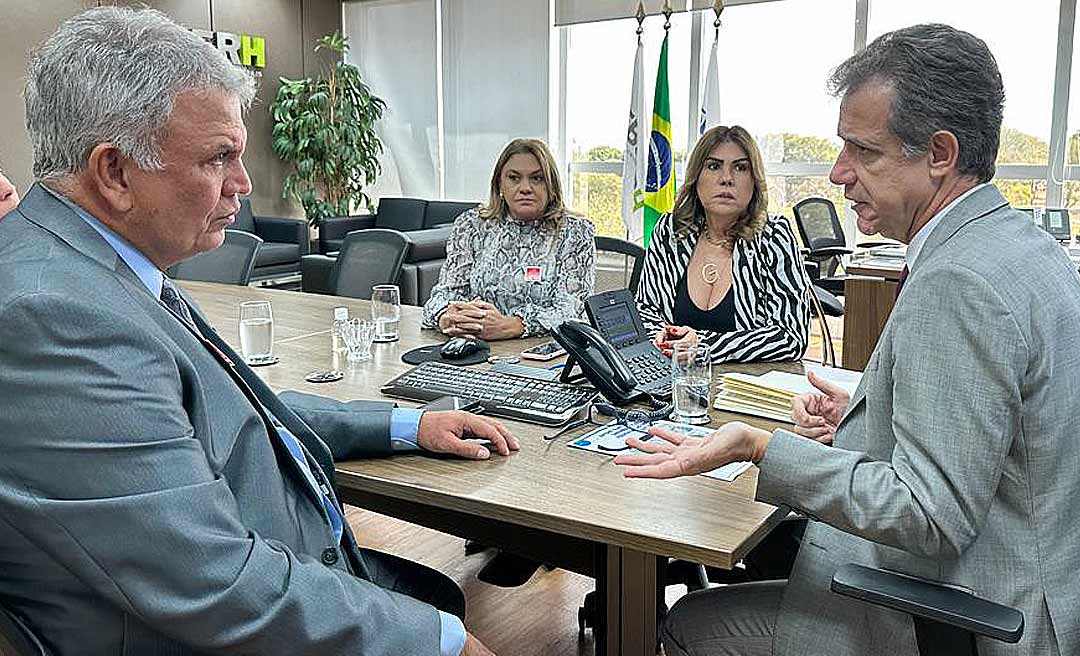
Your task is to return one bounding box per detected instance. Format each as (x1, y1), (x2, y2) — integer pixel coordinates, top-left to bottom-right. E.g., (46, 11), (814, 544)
(440, 336), (485, 359)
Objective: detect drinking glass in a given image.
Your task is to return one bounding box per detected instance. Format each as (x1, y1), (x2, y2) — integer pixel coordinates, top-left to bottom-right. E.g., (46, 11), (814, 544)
(371, 284), (401, 342)
(341, 318), (376, 363)
(671, 342), (712, 425)
(238, 300), (274, 364)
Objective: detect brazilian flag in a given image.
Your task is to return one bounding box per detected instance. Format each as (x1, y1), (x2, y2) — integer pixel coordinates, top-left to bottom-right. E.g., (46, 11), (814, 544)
(644, 34), (675, 247)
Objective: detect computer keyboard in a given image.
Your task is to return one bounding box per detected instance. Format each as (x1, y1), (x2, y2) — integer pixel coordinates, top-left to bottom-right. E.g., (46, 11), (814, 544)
(625, 349), (673, 397)
(381, 361), (597, 426)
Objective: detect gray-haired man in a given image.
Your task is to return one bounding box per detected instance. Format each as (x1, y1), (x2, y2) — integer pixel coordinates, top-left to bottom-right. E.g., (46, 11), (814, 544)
(0, 7), (513, 655)
(617, 24), (1079, 656)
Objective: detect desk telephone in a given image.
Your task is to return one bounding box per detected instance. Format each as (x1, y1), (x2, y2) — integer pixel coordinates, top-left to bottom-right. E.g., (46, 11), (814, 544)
(550, 289), (673, 405)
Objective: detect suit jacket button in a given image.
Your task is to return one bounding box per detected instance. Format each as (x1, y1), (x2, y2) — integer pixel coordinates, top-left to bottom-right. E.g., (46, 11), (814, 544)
(321, 547), (339, 566)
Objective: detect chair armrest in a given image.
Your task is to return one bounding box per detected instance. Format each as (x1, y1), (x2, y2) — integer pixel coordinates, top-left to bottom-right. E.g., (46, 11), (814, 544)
(812, 285), (843, 317)
(300, 254), (336, 294)
(831, 564), (1024, 644)
(808, 246), (853, 260)
(803, 260), (821, 279)
(254, 216), (310, 254)
(402, 225), (452, 263)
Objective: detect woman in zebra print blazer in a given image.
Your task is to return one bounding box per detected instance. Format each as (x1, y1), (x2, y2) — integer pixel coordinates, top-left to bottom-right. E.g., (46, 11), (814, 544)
(637, 125), (810, 363)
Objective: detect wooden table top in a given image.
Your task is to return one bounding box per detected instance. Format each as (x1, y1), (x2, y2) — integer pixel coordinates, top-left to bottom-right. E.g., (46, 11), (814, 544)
(181, 281), (793, 568)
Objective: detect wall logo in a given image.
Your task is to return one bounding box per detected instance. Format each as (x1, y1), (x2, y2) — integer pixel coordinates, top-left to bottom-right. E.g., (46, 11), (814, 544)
(192, 29), (266, 69)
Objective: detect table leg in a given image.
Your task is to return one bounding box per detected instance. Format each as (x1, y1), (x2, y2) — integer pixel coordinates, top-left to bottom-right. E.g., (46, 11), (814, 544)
(596, 544), (659, 656)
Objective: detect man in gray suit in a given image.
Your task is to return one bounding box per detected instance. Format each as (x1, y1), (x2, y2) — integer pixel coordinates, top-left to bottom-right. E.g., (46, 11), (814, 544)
(616, 24), (1080, 656)
(0, 7), (517, 656)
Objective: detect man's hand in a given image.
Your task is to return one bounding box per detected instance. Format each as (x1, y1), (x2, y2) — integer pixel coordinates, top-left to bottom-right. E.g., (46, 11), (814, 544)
(461, 631), (496, 656)
(417, 410), (520, 459)
(613, 421), (771, 478)
(790, 370), (851, 445)
(653, 324), (698, 357)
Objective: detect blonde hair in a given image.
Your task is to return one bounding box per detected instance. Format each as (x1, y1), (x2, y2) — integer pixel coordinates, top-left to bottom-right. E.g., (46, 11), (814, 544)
(480, 138), (574, 225)
(672, 125), (768, 241)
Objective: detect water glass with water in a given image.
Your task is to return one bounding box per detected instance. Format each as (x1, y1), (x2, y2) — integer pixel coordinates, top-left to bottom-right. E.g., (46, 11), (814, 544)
(341, 318), (376, 363)
(238, 300), (274, 364)
(671, 342), (712, 425)
(371, 284), (400, 342)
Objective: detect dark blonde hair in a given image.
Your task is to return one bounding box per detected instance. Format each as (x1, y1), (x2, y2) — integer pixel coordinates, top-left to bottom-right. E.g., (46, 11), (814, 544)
(480, 138), (573, 225)
(672, 125), (768, 241)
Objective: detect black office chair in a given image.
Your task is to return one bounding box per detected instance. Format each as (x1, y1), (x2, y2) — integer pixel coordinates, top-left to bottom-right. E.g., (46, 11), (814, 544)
(832, 564), (1024, 655)
(329, 229), (411, 300)
(594, 236), (646, 294)
(792, 197), (854, 297)
(166, 229), (263, 285)
(0, 603), (50, 656)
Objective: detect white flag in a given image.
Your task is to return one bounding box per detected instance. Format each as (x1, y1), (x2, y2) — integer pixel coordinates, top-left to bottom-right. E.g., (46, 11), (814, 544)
(699, 34), (721, 135)
(621, 37), (646, 243)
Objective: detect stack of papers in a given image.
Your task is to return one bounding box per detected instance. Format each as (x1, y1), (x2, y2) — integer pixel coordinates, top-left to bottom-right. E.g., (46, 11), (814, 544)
(713, 365), (863, 424)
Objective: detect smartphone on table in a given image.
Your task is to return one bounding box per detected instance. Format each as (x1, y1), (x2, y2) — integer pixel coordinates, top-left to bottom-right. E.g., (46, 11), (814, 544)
(420, 395), (485, 413)
(520, 340), (567, 362)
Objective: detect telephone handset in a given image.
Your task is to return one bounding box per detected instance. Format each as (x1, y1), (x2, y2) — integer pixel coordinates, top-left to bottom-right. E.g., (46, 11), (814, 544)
(550, 321), (640, 404)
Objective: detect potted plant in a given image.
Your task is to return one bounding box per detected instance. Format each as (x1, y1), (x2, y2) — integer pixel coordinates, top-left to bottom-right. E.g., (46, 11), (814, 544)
(270, 31), (386, 226)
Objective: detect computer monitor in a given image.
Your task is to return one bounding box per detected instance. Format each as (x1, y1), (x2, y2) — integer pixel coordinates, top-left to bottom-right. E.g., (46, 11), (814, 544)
(1017, 207), (1072, 242)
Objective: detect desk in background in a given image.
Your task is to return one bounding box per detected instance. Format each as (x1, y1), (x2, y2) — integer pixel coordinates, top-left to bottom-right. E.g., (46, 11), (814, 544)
(182, 281), (790, 656)
(842, 253), (904, 371)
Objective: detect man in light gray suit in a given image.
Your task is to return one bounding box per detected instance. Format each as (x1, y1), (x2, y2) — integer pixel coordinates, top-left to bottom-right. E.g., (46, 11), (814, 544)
(616, 24), (1080, 656)
(0, 7), (517, 656)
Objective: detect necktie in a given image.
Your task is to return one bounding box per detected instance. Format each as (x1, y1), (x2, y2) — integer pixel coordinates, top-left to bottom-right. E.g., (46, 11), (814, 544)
(158, 278), (344, 544)
(895, 264), (910, 299)
(160, 278), (197, 330)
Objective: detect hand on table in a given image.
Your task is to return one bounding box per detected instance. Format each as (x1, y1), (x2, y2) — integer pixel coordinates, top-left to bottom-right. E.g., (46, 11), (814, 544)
(417, 410), (520, 459)
(790, 370), (850, 445)
(613, 421), (771, 479)
(438, 300), (524, 341)
(653, 324), (698, 357)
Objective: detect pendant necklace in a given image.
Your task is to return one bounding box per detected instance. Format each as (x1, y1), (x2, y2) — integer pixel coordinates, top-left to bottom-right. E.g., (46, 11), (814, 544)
(701, 227), (731, 285)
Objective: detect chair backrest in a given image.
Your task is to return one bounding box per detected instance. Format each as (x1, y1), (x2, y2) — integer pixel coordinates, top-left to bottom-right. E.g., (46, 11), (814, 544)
(593, 236), (646, 294)
(0, 603), (50, 656)
(376, 198), (428, 232)
(167, 230), (263, 285)
(232, 198), (257, 233)
(423, 200), (479, 229)
(330, 229), (411, 299)
(793, 197), (846, 252)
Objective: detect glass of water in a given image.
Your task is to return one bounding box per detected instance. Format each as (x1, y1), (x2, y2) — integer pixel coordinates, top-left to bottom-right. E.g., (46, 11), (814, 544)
(671, 342), (712, 425)
(238, 300), (275, 365)
(371, 284), (401, 343)
(341, 318), (376, 363)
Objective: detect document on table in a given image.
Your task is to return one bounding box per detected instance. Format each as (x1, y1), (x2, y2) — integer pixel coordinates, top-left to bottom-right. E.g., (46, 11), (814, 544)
(713, 364), (863, 424)
(567, 419), (752, 482)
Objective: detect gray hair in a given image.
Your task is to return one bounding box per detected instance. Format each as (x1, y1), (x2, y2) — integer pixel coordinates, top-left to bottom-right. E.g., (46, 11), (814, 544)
(828, 23), (1004, 183)
(25, 6), (257, 180)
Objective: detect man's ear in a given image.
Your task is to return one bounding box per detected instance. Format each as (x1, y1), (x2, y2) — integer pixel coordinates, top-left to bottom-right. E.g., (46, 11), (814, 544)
(85, 143), (134, 213)
(927, 130), (960, 180)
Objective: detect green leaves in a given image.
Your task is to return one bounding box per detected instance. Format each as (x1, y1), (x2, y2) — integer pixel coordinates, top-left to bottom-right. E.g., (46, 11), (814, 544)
(269, 31), (385, 225)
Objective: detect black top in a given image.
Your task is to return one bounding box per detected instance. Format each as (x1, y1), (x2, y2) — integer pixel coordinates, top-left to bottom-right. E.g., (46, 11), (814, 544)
(672, 270), (736, 333)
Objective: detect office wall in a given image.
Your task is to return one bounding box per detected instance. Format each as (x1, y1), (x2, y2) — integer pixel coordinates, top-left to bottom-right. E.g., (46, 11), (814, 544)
(0, 0), (342, 218)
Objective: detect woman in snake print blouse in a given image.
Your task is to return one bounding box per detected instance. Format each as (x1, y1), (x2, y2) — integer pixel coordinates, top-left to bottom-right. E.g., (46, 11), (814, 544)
(422, 138), (595, 339)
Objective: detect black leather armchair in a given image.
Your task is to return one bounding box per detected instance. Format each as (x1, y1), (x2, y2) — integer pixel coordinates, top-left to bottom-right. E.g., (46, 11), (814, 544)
(831, 564), (1024, 655)
(231, 198), (309, 283)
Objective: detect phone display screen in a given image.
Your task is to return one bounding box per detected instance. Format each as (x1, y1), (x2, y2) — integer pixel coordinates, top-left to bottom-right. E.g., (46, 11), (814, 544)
(593, 302), (640, 348)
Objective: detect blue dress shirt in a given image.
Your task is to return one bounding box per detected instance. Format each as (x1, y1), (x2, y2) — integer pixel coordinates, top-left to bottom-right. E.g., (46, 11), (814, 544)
(50, 187), (464, 656)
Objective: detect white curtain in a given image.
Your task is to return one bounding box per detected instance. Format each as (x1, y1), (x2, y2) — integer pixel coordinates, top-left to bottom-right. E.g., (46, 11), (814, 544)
(441, 0), (551, 202)
(343, 0), (439, 199)
(554, 0), (778, 27)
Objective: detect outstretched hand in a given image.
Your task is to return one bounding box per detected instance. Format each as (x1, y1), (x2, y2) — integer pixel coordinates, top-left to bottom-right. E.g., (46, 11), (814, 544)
(613, 421), (767, 479)
(790, 370), (850, 445)
(417, 410), (520, 459)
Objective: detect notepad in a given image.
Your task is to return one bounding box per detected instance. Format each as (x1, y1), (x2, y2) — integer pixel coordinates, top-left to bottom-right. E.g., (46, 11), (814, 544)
(713, 366), (863, 424)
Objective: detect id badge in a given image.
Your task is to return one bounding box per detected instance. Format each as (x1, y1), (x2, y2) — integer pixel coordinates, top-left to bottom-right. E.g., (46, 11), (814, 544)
(524, 265), (543, 282)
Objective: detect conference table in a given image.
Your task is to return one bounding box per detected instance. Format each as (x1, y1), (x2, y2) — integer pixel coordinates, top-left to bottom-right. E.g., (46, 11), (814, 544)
(182, 281), (794, 656)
